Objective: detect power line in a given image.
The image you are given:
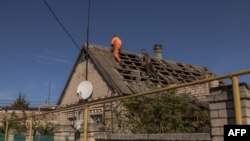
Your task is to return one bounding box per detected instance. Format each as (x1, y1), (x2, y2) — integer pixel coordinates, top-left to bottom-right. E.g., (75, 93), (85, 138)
(43, 0), (80, 50)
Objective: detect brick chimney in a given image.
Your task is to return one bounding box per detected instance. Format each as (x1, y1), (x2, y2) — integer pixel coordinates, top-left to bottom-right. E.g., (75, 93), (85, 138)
(153, 44), (163, 60)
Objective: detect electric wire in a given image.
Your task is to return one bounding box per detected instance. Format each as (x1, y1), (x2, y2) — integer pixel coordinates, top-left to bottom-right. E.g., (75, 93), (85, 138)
(43, 0), (80, 50)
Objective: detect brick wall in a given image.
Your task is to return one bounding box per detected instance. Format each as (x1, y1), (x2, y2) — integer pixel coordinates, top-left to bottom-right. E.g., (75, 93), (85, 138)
(177, 80), (219, 100)
(206, 83), (250, 141)
(59, 59), (113, 107)
(56, 59), (115, 139)
(94, 133), (211, 141)
(57, 59), (114, 125)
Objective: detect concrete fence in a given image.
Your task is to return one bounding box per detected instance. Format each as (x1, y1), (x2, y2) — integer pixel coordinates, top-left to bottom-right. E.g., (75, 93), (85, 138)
(94, 133), (211, 141)
(207, 83), (250, 141)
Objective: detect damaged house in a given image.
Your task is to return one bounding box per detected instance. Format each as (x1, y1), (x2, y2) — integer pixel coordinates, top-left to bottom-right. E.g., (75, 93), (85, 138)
(54, 44), (220, 140)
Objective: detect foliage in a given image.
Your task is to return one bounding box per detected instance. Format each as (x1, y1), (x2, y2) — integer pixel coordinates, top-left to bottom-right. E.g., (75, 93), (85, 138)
(0, 93), (29, 134)
(33, 116), (55, 135)
(35, 122), (55, 135)
(11, 93), (29, 109)
(0, 124), (4, 134)
(120, 91), (210, 133)
(0, 112), (27, 134)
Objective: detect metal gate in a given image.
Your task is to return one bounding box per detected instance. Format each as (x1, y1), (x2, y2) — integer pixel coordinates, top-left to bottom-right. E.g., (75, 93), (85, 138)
(0, 133), (4, 141)
(33, 135), (54, 141)
(13, 134), (25, 141)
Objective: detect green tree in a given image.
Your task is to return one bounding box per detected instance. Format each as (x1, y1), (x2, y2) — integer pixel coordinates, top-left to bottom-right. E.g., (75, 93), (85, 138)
(35, 122), (55, 135)
(0, 112), (27, 134)
(33, 115), (55, 136)
(120, 91), (210, 133)
(0, 94), (29, 134)
(11, 93), (29, 109)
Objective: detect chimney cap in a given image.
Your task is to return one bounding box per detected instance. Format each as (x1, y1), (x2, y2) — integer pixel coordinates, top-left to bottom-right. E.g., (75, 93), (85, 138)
(153, 44), (162, 50)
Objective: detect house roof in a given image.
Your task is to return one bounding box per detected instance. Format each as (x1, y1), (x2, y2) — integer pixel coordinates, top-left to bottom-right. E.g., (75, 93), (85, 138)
(57, 44), (216, 105)
(87, 44), (215, 95)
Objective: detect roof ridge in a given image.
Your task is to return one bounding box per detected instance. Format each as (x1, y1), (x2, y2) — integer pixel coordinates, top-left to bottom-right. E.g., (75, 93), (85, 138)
(88, 43), (141, 55)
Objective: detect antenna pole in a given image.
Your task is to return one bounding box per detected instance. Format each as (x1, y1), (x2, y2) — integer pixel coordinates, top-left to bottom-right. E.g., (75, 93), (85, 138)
(85, 0), (91, 80)
(48, 82), (51, 105)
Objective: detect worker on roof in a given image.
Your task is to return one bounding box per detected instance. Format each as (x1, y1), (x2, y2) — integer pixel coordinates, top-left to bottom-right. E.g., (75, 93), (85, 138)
(111, 35), (122, 63)
(141, 49), (157, 78)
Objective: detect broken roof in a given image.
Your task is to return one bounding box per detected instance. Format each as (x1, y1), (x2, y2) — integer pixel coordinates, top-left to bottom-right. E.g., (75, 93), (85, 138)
(86, 44), (215, 95)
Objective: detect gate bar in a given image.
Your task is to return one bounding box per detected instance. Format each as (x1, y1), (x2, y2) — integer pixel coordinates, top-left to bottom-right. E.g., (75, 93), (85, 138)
(28, 117), (33, 141)
(83, 105), (88, 141)
(4, 121), (8, 141)
(231, 76), (243, 124)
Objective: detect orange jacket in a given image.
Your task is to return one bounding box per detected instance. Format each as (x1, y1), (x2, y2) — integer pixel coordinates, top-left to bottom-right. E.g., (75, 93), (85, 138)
(111, 36), (122, 48)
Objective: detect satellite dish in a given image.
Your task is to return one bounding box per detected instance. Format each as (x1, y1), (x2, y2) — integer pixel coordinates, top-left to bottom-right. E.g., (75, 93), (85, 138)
(77, 81), (93, 100)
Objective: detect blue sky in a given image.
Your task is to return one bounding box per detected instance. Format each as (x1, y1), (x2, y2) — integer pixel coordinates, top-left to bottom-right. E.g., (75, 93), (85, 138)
(0, 0), (249, 107)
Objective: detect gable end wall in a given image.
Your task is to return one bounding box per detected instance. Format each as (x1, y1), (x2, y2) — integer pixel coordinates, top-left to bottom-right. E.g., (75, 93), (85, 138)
(59, 60), (113, 107)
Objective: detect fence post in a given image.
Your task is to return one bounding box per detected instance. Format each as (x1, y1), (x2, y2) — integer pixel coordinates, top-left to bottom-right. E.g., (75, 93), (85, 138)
(4, 121), (8, 141)
(83, 105), (88, 141)
(28, 117), (33, 141)
(231, 76), (243, 124)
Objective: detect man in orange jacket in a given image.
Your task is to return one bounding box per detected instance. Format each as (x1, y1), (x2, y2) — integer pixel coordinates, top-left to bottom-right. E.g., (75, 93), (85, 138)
(111, 35), (122, 63)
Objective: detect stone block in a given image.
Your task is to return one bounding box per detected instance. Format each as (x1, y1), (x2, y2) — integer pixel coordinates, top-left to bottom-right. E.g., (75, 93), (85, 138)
(180, 134), (193, 141)
(209, 103), (226, 110)
(218, 94), (228, 101)
(189, 134), (197, 141)
(212, 136), (223, 141)
(134, 134), (149, 140)
(125, 134), (133, 140)
(211, 119), (228, 127)
(149, 134), (168, 140)
(212, 128), (220, 136)
(243, 118), (250, 124)
(176, 134), (184, 140)
(240, 91), (250, 98)
(242, 108), (250, 117)
(218, 110), (227, 118)
(210, 110), (219, 118)
(195, 133), (211, 141)
(212, 95), (220, 102)
(110, 134), (120, 140)
(210, 89), (223, 95)
(241, 99), (250, 108)
(205, 95), (214, 102)
(203, 134), (212, 141)
(220, 127), (224, 136)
